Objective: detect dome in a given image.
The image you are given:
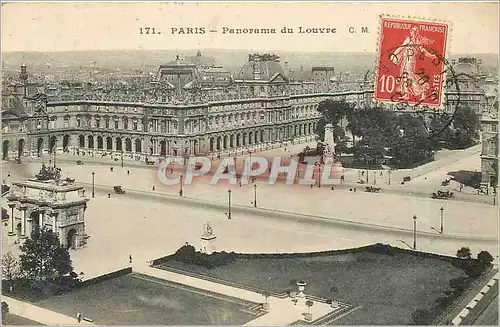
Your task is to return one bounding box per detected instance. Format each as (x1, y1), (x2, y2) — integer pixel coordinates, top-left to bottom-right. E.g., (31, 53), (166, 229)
(452, 62), (479, 77)
(236, 60), (286, 81)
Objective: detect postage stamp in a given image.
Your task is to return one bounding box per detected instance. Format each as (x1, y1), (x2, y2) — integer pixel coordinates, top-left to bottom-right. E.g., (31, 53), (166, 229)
(374, 17), (449, 107)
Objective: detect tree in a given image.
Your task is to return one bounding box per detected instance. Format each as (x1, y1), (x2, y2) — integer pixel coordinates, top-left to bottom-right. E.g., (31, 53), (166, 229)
(316, 100), (354, 141)
(447, 106), (480, 149)
(411, 308), (432, 325)
(456, 247), (472, 260)
(477, 251), (494, 265)
(19, 226), (77, 286)
(2, 208), (9, 221)
(2, 252), (19, 288)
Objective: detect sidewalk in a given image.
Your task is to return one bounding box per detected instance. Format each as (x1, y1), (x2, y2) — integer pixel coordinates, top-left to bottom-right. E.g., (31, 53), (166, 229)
(2, 295), (95, 326)
(4, 155), (498, 238)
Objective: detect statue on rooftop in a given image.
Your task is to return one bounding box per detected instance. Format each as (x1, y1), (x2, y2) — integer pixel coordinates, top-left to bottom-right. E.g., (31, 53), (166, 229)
(35, 164), (62, 182)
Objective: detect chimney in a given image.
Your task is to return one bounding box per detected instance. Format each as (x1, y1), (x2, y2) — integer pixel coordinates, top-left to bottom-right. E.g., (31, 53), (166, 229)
(253, 62), (261, 80)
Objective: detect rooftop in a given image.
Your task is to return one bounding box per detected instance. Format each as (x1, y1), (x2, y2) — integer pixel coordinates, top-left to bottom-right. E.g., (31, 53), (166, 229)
(11, 180), (84, 192)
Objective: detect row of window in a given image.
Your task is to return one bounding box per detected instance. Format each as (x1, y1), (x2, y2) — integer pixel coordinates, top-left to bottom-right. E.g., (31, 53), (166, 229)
(46, 99), (323, 117)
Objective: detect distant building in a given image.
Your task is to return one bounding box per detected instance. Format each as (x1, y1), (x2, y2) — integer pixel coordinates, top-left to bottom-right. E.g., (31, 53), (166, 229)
(311, 67), (335, 93)
(444, 57), (489, 116)
(443, 57), (498, 188)
(480, 78), (498, 188)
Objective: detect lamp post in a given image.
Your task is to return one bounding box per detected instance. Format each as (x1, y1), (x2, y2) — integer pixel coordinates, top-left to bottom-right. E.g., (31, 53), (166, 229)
(440, 207), (444, 234)
(179, 174), (183, 196)
(91, 171), (95, 198)
(121, 150), (124, 167)
(413, 215), (417, 250)
(388, 170), (392, 185)
(318, 165), (322, 188)
(248, 151), (252, 173)
(225, 189), (232, 219)
(253, 184), (257, 208)
(493, 186), (497, 206)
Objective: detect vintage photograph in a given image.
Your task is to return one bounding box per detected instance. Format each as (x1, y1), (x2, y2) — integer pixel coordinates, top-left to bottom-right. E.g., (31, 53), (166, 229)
(1, 2), (498, 325)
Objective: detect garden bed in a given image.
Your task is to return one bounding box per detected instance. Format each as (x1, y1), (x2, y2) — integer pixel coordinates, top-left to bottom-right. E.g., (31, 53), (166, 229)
(156, 244), (472, 325)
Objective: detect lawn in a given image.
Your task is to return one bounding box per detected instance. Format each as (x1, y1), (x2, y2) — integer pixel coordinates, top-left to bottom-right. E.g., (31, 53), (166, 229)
(3, 314), (43, 325)
(34, 273), (259, 325)
(158, 249), (466, 325)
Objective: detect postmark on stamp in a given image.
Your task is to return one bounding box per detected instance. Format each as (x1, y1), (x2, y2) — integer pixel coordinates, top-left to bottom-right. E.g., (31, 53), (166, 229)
(374, 17), (449, 107)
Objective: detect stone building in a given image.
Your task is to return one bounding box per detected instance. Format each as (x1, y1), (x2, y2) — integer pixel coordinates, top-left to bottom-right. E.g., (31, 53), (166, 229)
(5, 165), (89, 249)
(444, 57), (489, 116)
(443, 57), (498, 188)
(311, 66), (335, 93)
(480, 79), (498, 188)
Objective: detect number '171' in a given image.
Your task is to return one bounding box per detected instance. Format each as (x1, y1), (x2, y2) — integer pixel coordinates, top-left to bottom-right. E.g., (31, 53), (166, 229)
(139, 27), (158, 34)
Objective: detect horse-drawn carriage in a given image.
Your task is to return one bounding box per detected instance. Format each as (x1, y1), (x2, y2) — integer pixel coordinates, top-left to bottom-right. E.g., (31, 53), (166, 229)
(365, 186), (382, 193)
(76, 160), (84, 165)
(145, 157), (155, 165)
(431, 190), (454, 199)
(113, 186), (125, 194)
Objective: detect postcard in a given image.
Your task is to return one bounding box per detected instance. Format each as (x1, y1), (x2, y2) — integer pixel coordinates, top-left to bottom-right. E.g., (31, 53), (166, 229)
(1, 2), (498, 326)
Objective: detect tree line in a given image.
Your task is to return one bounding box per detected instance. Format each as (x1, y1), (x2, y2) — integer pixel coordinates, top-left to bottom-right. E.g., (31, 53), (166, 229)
(315, 100), (480, 169)
(2, 227), (81, 301)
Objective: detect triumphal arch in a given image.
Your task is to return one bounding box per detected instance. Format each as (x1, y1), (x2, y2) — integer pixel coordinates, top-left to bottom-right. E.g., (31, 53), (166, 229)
(6, 164), (89, 249)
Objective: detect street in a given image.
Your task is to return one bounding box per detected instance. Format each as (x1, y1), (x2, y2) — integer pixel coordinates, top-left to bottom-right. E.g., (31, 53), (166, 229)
(473, 295), (499, 325)
(2, 145), (498, 279)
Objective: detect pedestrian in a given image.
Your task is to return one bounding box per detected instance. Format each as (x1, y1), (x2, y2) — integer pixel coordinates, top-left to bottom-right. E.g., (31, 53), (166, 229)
(152, 185), (155, 191)
(331, 186), (334, 190)
(129, 255), (132, 263)
(170, 168), (173, 174)
(127, 170), (130, 175)
(108, 193), (111, 198)
(354, 188), (356, 192)
(110, 167), (113, 172)
(77, 313), (82, 323)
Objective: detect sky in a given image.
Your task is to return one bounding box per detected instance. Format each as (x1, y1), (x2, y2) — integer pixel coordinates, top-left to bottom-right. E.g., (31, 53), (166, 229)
(1, 2), (499, 54)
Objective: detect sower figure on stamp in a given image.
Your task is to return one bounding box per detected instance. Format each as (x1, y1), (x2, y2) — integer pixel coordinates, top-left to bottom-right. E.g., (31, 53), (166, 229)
(389, 26), (437, 101)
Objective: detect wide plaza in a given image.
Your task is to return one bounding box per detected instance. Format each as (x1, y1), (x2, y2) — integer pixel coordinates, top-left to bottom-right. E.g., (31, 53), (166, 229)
(2, 143), (498, 278)
(1, 142), (498, 325)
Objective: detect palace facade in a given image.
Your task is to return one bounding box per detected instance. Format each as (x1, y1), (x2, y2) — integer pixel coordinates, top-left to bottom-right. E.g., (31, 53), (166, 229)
(2, 52), (373, 161)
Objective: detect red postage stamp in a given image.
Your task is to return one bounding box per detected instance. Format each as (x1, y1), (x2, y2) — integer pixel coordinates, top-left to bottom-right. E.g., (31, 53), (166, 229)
(374, 17), (449, 107)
